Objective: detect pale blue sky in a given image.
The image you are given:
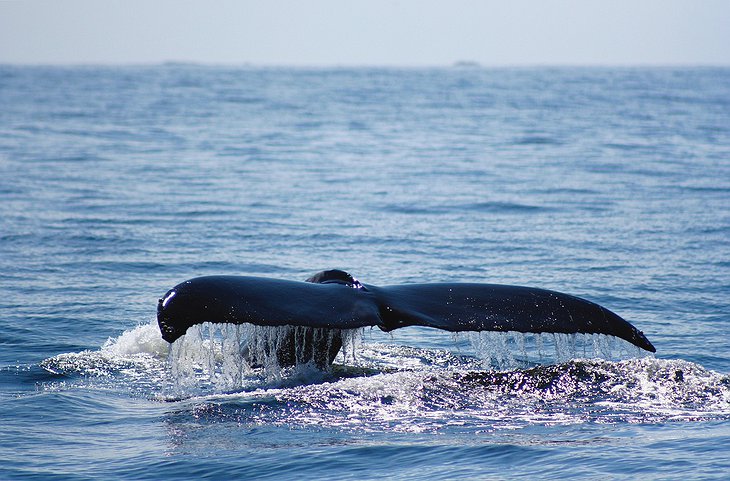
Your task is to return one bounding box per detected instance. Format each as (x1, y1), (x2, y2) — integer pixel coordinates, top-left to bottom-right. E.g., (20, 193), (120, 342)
(1, 0), (728, 66)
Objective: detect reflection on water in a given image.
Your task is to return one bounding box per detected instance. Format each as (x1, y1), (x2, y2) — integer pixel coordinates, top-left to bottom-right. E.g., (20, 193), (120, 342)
(39, 321), (730, 435)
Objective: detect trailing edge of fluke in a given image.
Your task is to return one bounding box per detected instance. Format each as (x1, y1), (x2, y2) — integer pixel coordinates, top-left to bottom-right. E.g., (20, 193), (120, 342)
(157, 269), (656, 366)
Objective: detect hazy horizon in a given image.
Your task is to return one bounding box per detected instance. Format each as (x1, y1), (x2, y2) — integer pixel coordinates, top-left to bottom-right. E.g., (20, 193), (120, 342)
(2, 0), (729, 67)
(2, 60), (729, 69)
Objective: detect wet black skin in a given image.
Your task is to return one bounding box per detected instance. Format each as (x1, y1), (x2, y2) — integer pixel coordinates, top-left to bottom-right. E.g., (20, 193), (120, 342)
(157, 269), (655, 367)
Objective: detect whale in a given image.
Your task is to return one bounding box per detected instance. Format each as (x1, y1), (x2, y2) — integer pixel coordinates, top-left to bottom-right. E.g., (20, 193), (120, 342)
(157, 269), (655, 367)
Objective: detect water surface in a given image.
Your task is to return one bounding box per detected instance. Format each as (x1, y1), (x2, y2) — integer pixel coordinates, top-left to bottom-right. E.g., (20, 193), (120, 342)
(1, 65), (729, 479)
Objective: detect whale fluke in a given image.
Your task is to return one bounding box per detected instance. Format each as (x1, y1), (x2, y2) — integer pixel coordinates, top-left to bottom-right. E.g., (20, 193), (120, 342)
(157, 270), (655, 366)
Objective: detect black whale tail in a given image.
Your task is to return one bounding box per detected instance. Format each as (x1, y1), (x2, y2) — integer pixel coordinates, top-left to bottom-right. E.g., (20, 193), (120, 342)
(157, 270), (655, 367)
(157, 270), (366, 367)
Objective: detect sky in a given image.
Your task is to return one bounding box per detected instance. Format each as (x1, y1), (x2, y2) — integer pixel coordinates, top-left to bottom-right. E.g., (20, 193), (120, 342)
(1, 0), (729, 66)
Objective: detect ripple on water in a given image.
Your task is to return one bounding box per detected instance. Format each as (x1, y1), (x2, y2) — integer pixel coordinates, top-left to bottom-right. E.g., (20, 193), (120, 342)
(34, 322), (730, 435)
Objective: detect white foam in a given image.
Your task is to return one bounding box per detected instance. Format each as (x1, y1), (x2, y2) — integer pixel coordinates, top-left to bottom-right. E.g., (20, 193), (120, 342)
(102, 320), (170, 358)
(159, 321), (654, 396)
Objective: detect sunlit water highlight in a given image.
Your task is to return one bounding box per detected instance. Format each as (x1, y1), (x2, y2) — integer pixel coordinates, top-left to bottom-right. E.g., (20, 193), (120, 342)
(38, 321), (730, 434)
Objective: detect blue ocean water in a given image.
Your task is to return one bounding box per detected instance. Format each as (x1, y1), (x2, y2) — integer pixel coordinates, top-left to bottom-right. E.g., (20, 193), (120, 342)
(1, 65), (729, 480)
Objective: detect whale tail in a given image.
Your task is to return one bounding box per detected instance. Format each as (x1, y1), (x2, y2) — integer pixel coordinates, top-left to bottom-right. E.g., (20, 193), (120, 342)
(157, 270), (655, 367)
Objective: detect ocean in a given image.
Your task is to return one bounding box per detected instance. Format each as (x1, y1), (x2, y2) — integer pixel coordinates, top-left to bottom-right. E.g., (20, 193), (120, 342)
(1, 65), (729, 479)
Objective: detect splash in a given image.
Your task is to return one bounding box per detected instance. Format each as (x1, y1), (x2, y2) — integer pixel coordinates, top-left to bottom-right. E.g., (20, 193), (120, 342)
(37, 320), (730, 433)
(207, 358), (730, 433)
(40, 321), (170, 376)
(166, 322), (362, 396)
(39, 322), (170, 394)
(101, 321), (170, 358)
(466, 331), (650, 369)
(163, 325), (653, 396)
(41, 321), (653, 400)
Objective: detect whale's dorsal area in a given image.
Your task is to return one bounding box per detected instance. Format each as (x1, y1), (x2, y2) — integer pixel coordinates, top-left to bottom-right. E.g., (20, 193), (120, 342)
(157, 270), (655, 367)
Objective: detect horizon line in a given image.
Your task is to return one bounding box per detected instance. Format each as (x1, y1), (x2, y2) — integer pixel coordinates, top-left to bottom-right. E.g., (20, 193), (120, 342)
(2, 60), (729, 69)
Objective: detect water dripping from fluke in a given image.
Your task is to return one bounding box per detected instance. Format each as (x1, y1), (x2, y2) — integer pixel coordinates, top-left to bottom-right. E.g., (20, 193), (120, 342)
(164, 323), (363, 397)
(162, 321), (652, 398)
(465, 331), (651, 370)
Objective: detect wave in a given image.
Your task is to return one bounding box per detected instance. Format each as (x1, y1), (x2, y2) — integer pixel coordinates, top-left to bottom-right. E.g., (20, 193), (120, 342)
(377, 201), (548, 215)
(38, 321), (730, 433)
(205, 358), (730, 433)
